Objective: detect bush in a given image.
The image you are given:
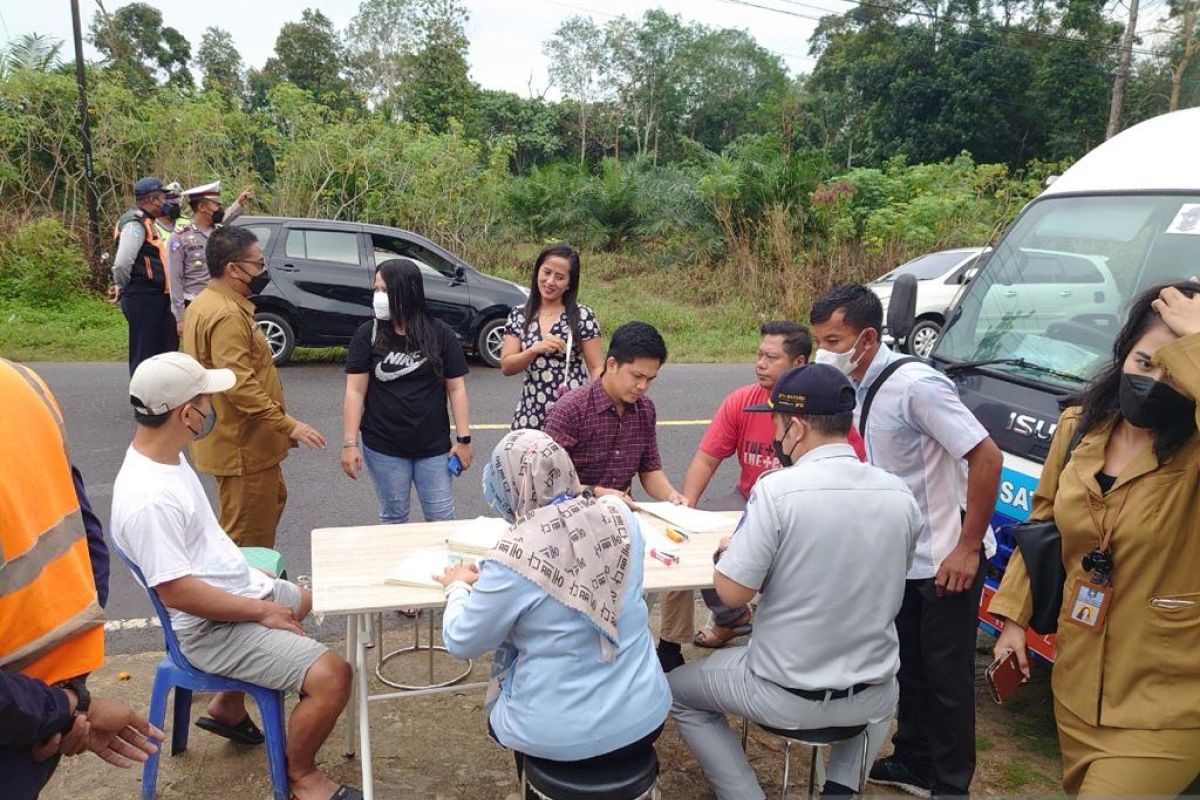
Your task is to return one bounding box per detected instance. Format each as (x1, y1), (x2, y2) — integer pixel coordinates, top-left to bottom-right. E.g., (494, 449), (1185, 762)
(0, 218), (89, 305)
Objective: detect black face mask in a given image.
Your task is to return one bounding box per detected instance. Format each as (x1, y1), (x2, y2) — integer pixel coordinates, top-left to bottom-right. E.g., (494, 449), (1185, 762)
(772, 438), (794, 468)
(210, 208), (225, 225)
(163, 202), (182, 220)
(1118, 373), (1195, 429)
(241, 266), (270, 295)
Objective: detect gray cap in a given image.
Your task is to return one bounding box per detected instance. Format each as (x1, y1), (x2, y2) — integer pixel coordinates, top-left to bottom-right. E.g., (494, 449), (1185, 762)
(134, 176), (165, 198)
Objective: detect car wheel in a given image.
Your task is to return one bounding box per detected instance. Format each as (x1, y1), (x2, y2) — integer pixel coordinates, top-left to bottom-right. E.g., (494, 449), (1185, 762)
(907, 318), (942, 359)
(476, 317), (506, 368)
(254, 312), (296, 365)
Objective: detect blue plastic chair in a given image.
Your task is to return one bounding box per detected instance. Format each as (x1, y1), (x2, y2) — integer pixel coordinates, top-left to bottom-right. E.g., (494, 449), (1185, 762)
(112, 545), (290, 800)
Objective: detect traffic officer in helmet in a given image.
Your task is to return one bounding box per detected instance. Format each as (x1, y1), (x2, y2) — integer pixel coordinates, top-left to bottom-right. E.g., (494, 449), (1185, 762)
(167, 181), (251, 335)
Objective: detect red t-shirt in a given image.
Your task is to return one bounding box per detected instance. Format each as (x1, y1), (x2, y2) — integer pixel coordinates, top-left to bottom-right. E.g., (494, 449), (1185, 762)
(699, 384), (867, 499)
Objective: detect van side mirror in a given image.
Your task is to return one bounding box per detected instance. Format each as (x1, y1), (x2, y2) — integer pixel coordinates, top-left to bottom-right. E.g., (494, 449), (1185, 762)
(888, 273), (918, 342)
(960, 267), (979, 284)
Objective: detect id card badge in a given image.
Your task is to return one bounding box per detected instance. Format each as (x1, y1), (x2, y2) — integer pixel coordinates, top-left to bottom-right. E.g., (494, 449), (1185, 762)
(1066, 578), (1111, 632)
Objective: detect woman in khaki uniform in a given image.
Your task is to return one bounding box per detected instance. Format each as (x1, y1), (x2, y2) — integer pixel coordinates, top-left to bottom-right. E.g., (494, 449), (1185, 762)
(991, 280), (1200, 795)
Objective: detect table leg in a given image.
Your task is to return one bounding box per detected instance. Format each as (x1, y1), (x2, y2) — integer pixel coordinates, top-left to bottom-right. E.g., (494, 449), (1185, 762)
(355, 614), (375, 800)
(343, 613), (358, 757)
(428, 610), (435, 684)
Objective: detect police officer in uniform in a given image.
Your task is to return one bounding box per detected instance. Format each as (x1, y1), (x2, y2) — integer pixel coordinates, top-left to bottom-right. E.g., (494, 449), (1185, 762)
(167, 181), (251, 335)
(112, 177), (178, 375)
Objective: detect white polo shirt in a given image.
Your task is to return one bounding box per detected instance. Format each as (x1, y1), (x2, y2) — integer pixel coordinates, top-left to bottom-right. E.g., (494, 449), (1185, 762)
(854, 344), (995, 580)
(718, 444), (921, 691)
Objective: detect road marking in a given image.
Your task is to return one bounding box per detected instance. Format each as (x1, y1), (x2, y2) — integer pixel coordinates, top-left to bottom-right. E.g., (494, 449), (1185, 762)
(105, 617), (162, 631)
(473, 419), (710, 431)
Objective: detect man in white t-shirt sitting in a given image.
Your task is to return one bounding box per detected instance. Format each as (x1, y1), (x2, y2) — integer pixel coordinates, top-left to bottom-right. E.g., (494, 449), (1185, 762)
(111, 352), (359, 800)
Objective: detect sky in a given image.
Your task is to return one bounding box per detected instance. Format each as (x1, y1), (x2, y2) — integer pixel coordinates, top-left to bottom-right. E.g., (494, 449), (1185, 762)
(0, 0), (839, 97)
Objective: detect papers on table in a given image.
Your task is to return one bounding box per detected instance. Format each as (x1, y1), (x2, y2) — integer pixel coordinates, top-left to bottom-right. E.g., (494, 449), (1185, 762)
(445, 516), (510, 555)
(384, 549), (474, 590)
(637, 501), (731, 534)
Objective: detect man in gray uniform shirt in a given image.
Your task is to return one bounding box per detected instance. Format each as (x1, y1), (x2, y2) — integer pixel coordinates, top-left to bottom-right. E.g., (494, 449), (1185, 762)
(669, 364), (921, 800)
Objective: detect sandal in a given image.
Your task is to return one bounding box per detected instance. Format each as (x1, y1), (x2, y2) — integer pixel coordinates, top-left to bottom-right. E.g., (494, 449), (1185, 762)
(195, 714), (264, 745)
(693, 610), (753, 649)
(292, 785), (364, 800)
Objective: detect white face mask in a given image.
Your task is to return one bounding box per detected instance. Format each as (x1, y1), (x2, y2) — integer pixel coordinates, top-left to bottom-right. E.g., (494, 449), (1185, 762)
(372, 291), (391, 321)
(814, 330), (866, 376)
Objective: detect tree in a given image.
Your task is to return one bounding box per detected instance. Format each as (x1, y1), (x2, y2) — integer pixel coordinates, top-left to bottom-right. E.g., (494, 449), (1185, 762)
(196, 27), (244, 106)
(1166, 0), (1200, 110)
(545, 16), (606, 161)
(345, 0), (424, 116)
(263, 9), (358, 110)
(0, 33), (63, 75)
(398, 0), (479, 131)
(89, 2), (191, 91)
(1107, 0), (1141, 137)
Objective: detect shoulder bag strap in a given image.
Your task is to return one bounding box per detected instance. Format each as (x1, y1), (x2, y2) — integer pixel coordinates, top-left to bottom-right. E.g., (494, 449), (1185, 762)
(859, 356), (924, 437)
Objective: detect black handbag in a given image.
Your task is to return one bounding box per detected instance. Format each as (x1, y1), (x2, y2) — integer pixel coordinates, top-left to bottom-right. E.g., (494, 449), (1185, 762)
(1008, 426), (1086, 635)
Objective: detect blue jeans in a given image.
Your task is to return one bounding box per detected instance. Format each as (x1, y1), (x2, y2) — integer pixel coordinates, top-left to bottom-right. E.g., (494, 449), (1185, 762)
(360, 443), (456, 524)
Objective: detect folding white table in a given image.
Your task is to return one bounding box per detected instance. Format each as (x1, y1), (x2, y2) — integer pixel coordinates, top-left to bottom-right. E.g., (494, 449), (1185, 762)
(311, 510), (742, 800)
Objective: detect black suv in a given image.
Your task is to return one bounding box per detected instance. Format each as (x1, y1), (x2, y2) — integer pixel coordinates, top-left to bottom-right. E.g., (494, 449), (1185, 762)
(231, 216), (527, 366)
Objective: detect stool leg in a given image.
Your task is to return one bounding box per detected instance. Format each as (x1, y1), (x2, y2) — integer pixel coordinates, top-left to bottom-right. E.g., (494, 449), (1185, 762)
(814, 745), (826, 798)
(741, 717), (749, 752)
(805, 745), (817, 800)
(255, 689), (290, 800)
(780, 739), (792, 800)
(859, 732), (870, 794)
(170, 687), (192, 755)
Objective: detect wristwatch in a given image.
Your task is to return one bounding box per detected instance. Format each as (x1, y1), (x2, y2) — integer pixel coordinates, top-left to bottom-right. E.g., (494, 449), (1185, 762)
(55, 678), (90, 733)
(455, 435), (472, 444)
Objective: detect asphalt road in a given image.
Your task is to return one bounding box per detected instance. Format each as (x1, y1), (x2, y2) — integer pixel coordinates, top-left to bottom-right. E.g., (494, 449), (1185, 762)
(32, 358), (751, 652)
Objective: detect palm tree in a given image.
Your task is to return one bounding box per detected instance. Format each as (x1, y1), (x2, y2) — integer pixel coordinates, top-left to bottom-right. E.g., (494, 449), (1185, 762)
(1, 32), (64, 77)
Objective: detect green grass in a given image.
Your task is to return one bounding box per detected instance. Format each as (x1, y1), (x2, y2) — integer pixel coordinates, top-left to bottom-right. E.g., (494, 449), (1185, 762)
(975, 735), (993, 752)
(995, 761), (1056, 793)
(0, 295), (126, 362)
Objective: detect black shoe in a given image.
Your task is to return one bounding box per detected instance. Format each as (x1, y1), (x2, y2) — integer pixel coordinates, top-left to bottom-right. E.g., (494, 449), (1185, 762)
(656, 640), (685, 673)
(821, 780), (856, 796)
(868, 757), (932, 798)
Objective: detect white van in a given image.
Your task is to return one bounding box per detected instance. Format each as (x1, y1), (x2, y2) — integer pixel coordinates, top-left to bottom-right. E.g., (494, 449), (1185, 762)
(912, 107), (1200, 662)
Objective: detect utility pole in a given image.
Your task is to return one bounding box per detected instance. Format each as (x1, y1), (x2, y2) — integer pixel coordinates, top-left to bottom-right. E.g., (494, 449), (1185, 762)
(1107, 0), (1141, 140)
(70, 0), (101, 267)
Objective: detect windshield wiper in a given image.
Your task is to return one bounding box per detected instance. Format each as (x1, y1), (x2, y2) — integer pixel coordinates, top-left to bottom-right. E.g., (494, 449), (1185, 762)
(942, 357), (1088, 384)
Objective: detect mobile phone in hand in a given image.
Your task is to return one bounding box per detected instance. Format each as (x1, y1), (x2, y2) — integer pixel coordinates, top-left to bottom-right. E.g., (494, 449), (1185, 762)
(448, 454), (464, 477)
(985, 649), (1025, 704)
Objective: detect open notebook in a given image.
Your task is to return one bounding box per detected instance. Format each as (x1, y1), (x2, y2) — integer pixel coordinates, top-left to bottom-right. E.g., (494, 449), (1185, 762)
(384, 549), (476, 590)
(445, 516), (511, 556)
(637, 501), (731, 534)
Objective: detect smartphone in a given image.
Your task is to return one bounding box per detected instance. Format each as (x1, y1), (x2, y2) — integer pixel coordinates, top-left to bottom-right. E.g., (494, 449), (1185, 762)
(985, 649), (1025, 704)
(447, 454), (464, 477)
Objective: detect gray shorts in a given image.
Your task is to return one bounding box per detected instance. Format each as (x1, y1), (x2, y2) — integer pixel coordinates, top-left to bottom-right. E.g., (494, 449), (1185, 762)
(176, 579), (327, 693)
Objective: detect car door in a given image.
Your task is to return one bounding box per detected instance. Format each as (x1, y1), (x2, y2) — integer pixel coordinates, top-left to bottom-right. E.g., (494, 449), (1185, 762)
(368, 233), (473, 339)
(274, 224), (371, 342)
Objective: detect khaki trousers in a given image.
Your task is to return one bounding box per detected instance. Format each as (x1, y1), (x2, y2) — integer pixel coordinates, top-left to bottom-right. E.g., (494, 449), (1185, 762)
(215, 464), (288, 549)
(1056, 698), (1200, 795)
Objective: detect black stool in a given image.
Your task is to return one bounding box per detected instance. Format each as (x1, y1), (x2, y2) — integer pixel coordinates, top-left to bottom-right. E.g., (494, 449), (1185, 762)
(741, 721), (868, 800)
(521, 748), (659, 800)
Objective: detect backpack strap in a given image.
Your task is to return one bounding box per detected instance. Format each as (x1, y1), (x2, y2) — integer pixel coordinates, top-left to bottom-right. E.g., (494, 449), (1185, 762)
(858, 356), (924, 438)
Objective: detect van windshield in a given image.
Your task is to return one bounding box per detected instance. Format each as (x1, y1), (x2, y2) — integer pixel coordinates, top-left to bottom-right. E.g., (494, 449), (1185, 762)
(936, 194), (1200, 389)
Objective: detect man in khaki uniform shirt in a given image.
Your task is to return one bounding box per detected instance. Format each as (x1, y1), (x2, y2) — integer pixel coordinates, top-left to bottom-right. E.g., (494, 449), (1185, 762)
(181, 226), (326, 548)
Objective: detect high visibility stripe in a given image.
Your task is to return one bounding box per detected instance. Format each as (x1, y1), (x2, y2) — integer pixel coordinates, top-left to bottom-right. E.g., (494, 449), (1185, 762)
(4, 359), (68, 449)
(0, 509), (86, 596)
(0, 599), (105, 675)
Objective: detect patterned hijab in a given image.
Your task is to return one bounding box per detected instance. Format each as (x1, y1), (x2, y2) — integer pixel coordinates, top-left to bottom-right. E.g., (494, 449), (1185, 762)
(482, 429), (632, 660)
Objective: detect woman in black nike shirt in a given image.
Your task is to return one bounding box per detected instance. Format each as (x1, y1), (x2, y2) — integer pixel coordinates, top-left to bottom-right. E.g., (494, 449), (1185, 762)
(340, 258), (474, 523)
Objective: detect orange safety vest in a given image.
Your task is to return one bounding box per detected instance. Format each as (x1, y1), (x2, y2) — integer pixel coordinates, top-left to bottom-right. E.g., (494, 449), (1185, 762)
(113, 210), (171, 294)
(0, 360), (106, 684)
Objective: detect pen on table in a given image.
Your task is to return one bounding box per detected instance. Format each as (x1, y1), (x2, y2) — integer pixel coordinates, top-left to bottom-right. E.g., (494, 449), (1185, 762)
(664, 526), (690, 543)
(650, 548), (679, 566)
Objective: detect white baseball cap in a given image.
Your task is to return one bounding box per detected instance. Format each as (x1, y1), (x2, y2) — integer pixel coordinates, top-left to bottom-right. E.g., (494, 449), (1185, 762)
(129, 352), (236, 415)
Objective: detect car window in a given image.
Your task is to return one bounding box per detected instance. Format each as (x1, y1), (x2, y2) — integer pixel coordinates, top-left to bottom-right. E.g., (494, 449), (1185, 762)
(302, 230), (360, 265)
(285, 229), (306, 259)
(371, 234), (457, 277)
(887, 251), (971, 281)
(1057, 255), (1105, 284)
(240, 224), (278, 254)
(1017, 252), (1063, 284)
